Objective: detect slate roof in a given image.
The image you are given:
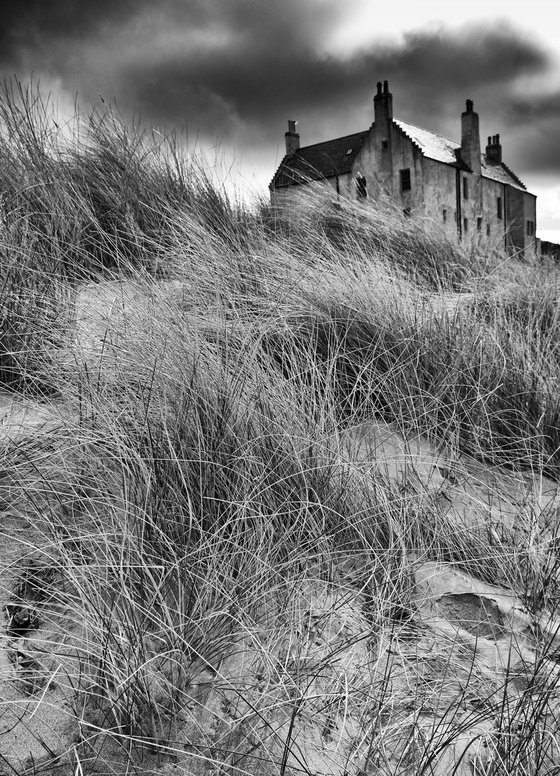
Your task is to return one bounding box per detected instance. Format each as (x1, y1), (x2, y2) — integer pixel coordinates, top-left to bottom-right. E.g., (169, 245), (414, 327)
(480, 158), (527, 191)
(394, 119), (458, 165)
(271, 131), (368, 188)
(271, 118), (528, 192)
(394, 118), (527, 191)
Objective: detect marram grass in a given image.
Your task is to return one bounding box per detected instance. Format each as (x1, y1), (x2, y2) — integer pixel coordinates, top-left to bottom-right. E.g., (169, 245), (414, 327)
(0, 81), (560, 774)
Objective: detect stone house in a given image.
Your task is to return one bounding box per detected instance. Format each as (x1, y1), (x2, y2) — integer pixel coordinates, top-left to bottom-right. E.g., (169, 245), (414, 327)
(270, 82), (537, 257)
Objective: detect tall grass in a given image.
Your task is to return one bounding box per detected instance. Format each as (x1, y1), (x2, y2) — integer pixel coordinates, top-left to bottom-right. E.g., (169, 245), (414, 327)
(1, 82), (560, 774)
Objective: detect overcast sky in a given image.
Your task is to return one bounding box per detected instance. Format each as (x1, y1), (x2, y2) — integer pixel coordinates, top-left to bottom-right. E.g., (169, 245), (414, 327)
(2, 0), (560, 238)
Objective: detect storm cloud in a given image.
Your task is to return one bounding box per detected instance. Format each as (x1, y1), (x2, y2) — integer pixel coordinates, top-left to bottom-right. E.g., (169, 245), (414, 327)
(0, 0), (557, 179)
(121, 21), (551, 142)
(122, 18), (553, 185)
(0, 0), (138, 63)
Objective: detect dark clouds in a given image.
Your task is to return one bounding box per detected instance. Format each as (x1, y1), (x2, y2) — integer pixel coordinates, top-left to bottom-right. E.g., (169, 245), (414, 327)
(387, 26), (546, 86)
(0, 0), (556, 179)
(118, 19), (550, 162)
(505, 90), (560, 122)
(497, 89), (560, 174)
(0, 0), (344, 68)
(0, 0), (138, 63)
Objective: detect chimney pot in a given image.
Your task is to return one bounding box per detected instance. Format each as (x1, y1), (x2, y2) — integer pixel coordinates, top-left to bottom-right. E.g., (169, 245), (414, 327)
(465, 99), (474, 113)
(485, 132), (502, 164)
(373, 78), (393, 125)
(284, 120), (300, 155)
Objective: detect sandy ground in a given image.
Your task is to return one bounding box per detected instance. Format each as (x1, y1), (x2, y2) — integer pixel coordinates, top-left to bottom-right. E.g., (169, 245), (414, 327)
(0, 389), (61, 436)
(1, 398), (559, 773)
(0, 283), (559, 773)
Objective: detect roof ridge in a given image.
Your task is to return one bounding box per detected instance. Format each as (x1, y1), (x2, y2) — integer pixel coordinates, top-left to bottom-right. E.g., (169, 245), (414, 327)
(294, 129), (368, 153)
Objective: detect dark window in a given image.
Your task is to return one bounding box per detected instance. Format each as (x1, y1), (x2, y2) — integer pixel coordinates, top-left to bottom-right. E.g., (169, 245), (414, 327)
(356, 174), (367, 198)
(477, 217), (482, 232)
(400, 168), (411, 191)
(486, 224), (491, 237)
(463, 217), (468, 233)
(527, 220), (535, 236)
(463, 177), (469, 199)
(382, 139), (389, 149)
(403, 207), (411, 217)
(442, 208), (447, 223)
(497, 196), (503, 219)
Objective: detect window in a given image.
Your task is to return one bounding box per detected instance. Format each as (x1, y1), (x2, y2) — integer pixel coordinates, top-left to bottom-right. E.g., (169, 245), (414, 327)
(527, 220), (535, 236)
(356, 174), (367, 198)
(463, 177), (469, 199)
(497, 196), (503, 219)
(382, 139), (389, 149)
(403, 206), (411, 217)
(463, 218), (468, 233)
(442, 208), (447, 223)
(477, 217), (482, 232)
(486, 224), (491, 237)
(400, 168), (411, 191)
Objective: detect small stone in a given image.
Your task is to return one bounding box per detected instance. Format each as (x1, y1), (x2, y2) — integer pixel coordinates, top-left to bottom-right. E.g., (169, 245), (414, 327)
(5, 605), (38, 637)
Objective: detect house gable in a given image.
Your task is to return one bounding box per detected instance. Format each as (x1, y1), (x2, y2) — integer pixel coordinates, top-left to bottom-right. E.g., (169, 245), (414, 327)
(393, 119), (458, 167)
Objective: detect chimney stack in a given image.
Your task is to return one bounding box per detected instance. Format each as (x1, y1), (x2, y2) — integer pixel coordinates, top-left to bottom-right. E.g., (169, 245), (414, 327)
(285, 120), (300, 155)
(374, 80), (393, 128)
(485, 133), (502, 164)
(460, 99), (481, 175)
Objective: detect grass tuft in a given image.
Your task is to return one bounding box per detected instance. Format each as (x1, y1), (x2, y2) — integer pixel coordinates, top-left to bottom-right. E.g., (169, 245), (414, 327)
(0, 80), (559, 775)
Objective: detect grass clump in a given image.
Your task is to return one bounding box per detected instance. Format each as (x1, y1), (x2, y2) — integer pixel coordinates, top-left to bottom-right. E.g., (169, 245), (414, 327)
(1, 82), (560, 775)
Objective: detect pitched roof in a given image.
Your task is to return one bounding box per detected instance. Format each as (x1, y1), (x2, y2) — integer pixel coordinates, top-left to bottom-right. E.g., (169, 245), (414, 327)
(394, 118), (527, 191)
(271, 131), (368, 188)
(271, 118), (527, 192)
(480, 158), (527, 190)
(393, 118), (458, 165)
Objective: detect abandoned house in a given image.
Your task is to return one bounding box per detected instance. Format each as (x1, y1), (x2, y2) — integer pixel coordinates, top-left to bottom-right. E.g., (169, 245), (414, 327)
(270, 81), (537, 257)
